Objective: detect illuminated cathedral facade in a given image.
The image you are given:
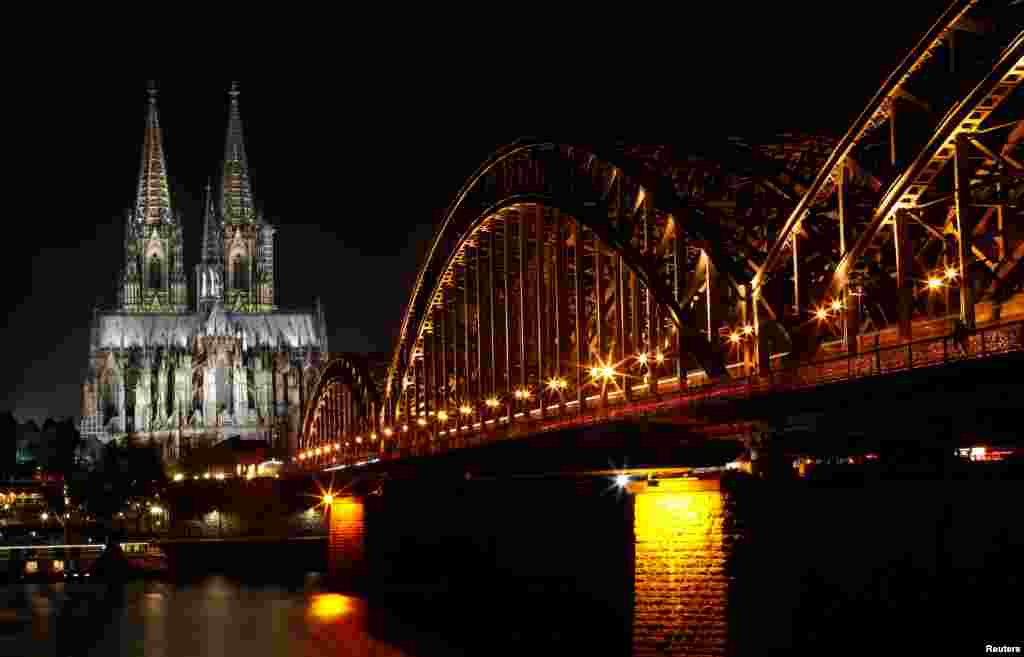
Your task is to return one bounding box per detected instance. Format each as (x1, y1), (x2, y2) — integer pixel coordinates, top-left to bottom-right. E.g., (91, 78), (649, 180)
(79, 83), (327, 461)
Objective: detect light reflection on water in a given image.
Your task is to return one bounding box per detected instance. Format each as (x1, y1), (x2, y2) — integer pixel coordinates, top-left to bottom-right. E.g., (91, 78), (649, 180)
(0, 574), (420, 657)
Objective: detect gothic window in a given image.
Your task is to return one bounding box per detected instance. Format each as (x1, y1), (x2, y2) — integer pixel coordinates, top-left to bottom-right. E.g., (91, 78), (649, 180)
(233, 255), (249, 291)
(149, 255), (162, 290)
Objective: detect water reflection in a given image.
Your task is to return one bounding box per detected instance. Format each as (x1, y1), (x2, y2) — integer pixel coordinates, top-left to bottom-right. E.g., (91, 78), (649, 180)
(0, 574), (419, 657)
(309, 593), (354, 621)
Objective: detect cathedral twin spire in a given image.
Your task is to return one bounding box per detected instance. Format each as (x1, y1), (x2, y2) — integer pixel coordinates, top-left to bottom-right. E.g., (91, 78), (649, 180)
(135, 81), (173, 226)
(124, 81), (273, 315)
(221, 81), (255, 224)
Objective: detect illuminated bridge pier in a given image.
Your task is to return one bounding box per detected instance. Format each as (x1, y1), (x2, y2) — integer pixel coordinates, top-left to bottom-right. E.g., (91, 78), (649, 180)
(320, 405), (1022, 656)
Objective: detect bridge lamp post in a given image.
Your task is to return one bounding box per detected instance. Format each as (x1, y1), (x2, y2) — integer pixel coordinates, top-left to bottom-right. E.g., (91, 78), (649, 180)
(546, 378), (567, 414)
(458, 404), (472, 438)
(485, 397), (501, 426)
(513, 388), (531, 420)
(653, 351), (666, 390)
(635, 353), (650, 393)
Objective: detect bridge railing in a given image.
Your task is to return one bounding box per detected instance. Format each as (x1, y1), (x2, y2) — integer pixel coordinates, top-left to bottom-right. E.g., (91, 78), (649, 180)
(754, 320), (1022, 394)
(329, 320), (1023, 464)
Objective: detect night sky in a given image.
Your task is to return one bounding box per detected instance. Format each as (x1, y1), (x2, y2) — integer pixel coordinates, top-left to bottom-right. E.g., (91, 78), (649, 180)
(3, 4), (952, 423)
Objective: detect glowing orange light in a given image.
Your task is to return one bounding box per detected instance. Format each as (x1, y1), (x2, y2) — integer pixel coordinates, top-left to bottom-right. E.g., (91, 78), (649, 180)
(370, 432), (377, 441)
(459, 405), (472, 415)
(383, 428), (393, 437)
(437, 410), (448, 422)
(742, 325), (754, 336)
(309, 593), (353, 621)
(323, 493), (334, 505)
(927, 277), (943, 290)
(655, 352), (665, 364)
(355, 436), (362, 444)
(601, 366), (615, 380)
(830, 299), (843, 311)
(637, 353), (648, 365)
(815, 308), (829, 321)
(547, 378), (564, 391)
(590, 366), (601, 378)
(486, 397), (500, 408)
(402, 424), (409, 432)
(945, 267), (958, 280)
(729, 332), (741, 344)
(417, 417), (427, 426)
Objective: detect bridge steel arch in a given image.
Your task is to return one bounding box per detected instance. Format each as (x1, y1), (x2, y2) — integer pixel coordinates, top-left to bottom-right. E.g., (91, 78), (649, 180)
(751, 1), (1023, 361)
(366, 135), (844, 455)
(297, 354), (381, 469)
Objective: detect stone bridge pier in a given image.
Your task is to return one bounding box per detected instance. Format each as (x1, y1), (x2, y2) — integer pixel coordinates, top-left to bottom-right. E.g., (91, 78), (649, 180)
(327, 473), (740, 656)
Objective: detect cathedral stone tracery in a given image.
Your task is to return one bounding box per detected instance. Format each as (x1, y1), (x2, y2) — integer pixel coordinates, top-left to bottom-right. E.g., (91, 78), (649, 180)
(79, 82), (328, 462)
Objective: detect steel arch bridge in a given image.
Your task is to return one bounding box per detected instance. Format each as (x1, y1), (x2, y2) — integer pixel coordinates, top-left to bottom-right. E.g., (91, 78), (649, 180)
(297, 0), (1023, 471)
(298, 354), (381, 464)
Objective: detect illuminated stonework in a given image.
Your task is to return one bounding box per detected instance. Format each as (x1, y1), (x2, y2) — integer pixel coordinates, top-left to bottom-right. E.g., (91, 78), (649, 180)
(80, 82), (328, 462)
(633, 478), (730, 657)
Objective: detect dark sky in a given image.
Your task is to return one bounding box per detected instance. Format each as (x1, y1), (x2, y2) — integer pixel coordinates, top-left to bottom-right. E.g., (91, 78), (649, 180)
(2, 4), (951, 423)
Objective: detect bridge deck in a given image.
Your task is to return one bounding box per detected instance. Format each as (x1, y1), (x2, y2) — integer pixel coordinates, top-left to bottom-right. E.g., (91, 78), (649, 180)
(300, 318), (1022, 473)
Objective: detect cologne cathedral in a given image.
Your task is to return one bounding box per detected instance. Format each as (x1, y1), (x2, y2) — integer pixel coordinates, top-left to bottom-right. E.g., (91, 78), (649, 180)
(79, 83), (328, 461)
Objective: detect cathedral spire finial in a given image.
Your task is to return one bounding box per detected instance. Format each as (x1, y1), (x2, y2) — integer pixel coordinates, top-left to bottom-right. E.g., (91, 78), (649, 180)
(147, 80), (158, 103)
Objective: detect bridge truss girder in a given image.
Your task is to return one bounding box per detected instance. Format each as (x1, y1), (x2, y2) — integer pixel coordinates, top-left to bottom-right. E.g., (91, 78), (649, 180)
(752, 1), (1023, 360)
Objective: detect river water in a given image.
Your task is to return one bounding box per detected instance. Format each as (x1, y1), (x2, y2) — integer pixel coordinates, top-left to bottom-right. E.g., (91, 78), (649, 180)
(1, 472), (1021, 656)
(0, 573), (426, 657)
